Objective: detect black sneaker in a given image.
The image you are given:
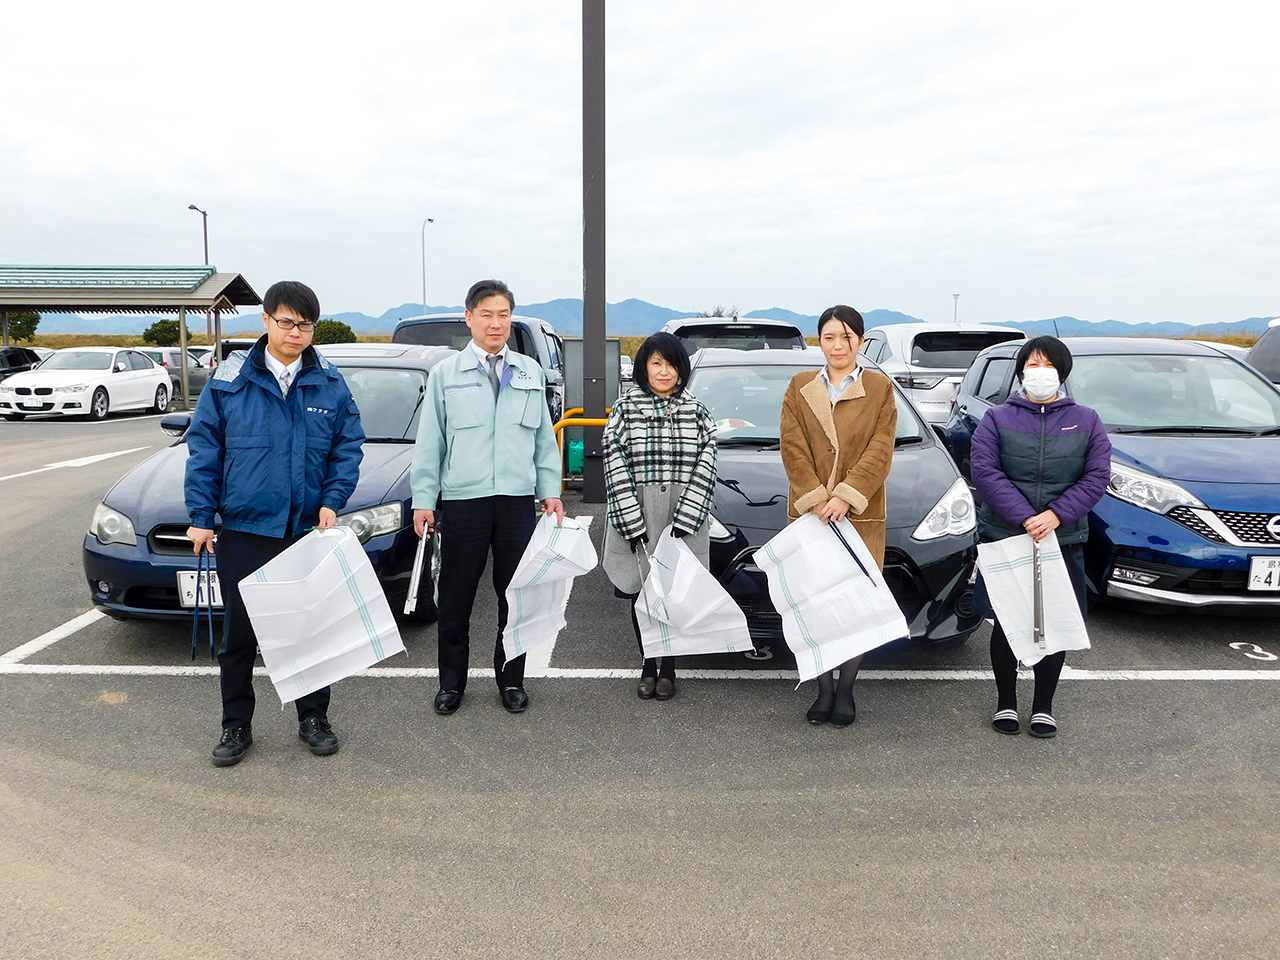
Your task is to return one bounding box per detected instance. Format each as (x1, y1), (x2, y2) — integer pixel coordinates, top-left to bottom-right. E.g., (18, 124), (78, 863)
(299, 716), (340, 756)
(212, 726), (252, 767)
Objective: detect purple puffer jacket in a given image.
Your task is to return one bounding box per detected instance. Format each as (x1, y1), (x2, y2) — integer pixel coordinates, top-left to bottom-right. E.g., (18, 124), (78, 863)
(970, 392), (1112, 545)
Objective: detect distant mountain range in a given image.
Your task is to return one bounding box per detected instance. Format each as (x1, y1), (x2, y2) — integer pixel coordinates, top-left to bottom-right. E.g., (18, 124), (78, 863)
(36, 301), (1276, 339)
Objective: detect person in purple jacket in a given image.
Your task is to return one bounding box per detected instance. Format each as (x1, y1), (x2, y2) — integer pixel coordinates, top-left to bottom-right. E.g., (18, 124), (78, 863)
(970, 336), (1111, 738)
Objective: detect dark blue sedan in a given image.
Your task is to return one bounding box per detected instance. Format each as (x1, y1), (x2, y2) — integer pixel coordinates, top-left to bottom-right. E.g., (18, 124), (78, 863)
(944, 338), (1280, 610)
(82, 343), (452, 622)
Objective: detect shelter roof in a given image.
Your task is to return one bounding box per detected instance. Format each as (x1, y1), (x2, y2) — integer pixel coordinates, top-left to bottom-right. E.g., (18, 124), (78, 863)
(0, 265), (261, 314)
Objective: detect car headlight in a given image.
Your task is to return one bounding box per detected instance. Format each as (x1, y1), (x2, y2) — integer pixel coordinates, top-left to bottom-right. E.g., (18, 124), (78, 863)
(708, 514), (735, 541)
(62, 384), (90, 393)
(912, 477), (976, 540)
(336, 502), (403, 544)
(1106, 461), (1204, 515)
(89, 502), (138, 546)
(0, 384), (14, 394)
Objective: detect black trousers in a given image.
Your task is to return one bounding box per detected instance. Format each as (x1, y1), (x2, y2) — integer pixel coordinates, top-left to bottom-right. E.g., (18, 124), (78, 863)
(989, 541), (1087, 715)
(217, 529), (331, 729)
(436, 496), (537, 693)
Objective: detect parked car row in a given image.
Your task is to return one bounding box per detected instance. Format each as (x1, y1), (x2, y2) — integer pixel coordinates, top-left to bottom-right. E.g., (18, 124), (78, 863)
(1, 346), (171, 420)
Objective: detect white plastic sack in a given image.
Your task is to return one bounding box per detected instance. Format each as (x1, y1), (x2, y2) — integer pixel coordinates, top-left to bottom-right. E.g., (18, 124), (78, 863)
(501, 514), (598, 663)
(634, 525), (754, 658)
(238, 527), (406, 705)
(976, 530), (1089, 666)
(756, 513), (909, 683)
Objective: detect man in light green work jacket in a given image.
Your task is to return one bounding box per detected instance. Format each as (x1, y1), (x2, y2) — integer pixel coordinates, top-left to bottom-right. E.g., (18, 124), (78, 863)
(411, 279), (563, 717)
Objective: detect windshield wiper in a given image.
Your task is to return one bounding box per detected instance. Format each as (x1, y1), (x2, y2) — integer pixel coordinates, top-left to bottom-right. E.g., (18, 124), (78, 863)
(366, 437), (415, 443)
(1112, 425), (1258, 435)
(894, 435), (925, 446)
(1253, 426), (1280, 436)
(717, 477), (785, 507)
(717, 437), (781, 449)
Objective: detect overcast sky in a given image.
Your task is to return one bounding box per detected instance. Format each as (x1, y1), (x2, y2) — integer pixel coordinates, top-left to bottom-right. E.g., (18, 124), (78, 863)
(2, 1), (1278, 324)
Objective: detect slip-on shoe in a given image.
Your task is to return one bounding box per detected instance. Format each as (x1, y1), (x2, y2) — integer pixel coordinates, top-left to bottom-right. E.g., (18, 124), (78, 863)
(212, 726), (252, 767)
(501, 687), (529, 713)
(434, 689), (463, 715)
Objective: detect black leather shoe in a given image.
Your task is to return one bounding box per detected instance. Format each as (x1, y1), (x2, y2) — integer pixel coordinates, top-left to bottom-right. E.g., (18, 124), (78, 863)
(212, 726), (252, 767)
(501, 687), (529, 713)
(434, 689), (463, 715)
(298, 716), (339, 756)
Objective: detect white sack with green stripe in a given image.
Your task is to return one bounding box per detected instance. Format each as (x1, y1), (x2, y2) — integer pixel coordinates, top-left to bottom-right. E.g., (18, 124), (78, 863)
(756, 514), (909, 683)
(634, 525), (754, 659)
(238, 527), (405, 705)
(976, 530), (1089, 666)
(501, 514), (599, 664)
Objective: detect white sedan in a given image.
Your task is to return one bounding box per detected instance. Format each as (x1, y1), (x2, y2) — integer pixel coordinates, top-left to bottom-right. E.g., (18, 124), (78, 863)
(0, 346), (172, 421)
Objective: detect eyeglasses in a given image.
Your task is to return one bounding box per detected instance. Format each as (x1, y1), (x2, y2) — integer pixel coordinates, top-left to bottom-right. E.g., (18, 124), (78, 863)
(268, 314), (316, 333)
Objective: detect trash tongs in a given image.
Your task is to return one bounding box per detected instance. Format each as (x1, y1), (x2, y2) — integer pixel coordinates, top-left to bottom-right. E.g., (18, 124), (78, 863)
(1032, 538), (1046, 650)
(404, 528), (429, 616)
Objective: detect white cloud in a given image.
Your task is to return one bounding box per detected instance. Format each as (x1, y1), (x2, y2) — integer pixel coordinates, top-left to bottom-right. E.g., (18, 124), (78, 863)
(1, 0), (1278, 324)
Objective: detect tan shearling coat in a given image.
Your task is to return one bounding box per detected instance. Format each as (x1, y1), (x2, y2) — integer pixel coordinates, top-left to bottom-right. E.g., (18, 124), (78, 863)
(779, 368), (897, 567)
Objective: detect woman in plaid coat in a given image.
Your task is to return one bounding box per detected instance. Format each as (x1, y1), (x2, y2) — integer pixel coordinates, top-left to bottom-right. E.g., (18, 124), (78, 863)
(603, 332), (718, 701)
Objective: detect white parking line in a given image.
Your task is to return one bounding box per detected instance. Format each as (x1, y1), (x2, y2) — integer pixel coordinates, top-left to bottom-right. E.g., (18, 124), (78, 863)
(0, 446), (152, 483)
(0, 610), (105, 663)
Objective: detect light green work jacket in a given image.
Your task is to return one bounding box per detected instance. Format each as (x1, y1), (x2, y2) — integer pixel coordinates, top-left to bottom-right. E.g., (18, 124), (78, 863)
(411, 347), (562, 507)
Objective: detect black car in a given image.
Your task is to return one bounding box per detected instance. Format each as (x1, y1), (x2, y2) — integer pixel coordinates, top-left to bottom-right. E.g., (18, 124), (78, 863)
(943, 337), (1280, 611)
(392, 313), (566, 421)
(1245, 321), (1280, 384)
(689, 348), (981, 645)
(137, 346), (210, 399)
(0, 346), (42, 382)
(81, 343), (453, 622)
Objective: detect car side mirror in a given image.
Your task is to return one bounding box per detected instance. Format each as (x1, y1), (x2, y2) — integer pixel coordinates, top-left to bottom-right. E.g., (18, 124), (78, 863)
(115, 362), (128, 372)
(545, 369), (564, 385)
(160, 413), (192, 437)
(932, 424), (951, 449)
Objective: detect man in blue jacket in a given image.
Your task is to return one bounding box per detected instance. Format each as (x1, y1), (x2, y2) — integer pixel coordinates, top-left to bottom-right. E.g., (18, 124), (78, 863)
(185, 280), (364, 766)
(411, 279), (562, 716)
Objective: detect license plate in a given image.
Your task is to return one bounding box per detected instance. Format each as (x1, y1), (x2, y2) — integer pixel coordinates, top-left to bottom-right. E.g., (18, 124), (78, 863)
(21, 401), (44, 409)
(1247, 556), (1280, 591)
(178, 570), (224, 608)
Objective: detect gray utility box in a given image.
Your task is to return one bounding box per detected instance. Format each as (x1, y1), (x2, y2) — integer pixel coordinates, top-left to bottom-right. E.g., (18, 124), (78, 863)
(561, 337), (622, 476)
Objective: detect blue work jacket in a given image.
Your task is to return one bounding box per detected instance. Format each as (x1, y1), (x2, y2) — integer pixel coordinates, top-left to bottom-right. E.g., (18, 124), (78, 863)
(184, 337), (364, 536)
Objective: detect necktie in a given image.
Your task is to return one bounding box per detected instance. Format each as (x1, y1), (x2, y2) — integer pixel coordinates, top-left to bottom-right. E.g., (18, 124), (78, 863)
(486, 354), (502, 400)
(279, 370), (291, 396)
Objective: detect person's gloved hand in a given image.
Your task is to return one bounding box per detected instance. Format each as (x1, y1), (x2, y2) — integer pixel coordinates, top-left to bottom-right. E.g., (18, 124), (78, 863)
(672, 527), (690, 539)
(629, 533), (649, 553)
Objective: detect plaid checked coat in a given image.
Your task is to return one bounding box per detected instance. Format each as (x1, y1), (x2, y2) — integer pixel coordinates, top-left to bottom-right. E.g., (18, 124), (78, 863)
(602, 387), (718, 593)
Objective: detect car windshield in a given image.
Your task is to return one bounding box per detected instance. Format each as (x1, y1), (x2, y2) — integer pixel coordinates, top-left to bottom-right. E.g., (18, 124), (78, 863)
(1246, 326), (1280, 384)
(687, 364), (926, 445)
(336, 366), (428, 441)
(37, 351), (113, 371)
(909, 331), (1024, 369)
(676, 324), (805, 353)
(396, 321), (496, 352)
(1068, 354), (1280, 432)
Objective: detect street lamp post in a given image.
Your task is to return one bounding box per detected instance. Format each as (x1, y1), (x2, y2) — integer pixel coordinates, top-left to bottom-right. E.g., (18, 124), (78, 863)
(420, 218), (434, 316)
(189, 205), (212, 355)
(953, 293), (960, 326)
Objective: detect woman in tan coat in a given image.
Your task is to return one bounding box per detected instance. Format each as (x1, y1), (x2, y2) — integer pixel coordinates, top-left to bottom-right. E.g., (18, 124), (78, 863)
(779, 305), (897, 726)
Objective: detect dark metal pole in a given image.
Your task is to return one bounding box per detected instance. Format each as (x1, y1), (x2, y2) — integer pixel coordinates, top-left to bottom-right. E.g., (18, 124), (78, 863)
(582, 0), (607, 502)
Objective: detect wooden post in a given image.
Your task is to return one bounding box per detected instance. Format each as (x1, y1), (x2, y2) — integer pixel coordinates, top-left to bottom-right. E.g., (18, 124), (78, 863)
(1, 309), (8, 347)
(178, 306), (190, 410)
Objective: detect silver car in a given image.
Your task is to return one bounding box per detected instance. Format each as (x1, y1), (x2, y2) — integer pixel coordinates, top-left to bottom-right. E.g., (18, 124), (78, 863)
(860, 323), (1026, 423)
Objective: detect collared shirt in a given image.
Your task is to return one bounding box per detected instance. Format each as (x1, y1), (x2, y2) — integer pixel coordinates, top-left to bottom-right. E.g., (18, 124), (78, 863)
(263, 348), (302, 396)
(468, 339), (508, 379)
(820, 364), (862, 405)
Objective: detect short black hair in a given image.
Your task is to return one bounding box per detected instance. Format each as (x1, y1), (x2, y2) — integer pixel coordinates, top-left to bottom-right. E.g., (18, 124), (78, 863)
(465, 279), (515, 312)
(263, 281), (320, 323)
(818, 305), (864, 339)
(632, 332), (691, 397)
(1015, 335), (1073, 382)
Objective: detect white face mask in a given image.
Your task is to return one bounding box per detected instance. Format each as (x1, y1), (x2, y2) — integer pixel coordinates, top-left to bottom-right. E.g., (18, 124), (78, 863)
(1022, 367), (1060, 401)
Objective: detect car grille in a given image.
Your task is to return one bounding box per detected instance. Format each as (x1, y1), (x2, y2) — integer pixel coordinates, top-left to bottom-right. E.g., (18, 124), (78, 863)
(34, 387), (52, 395)
(1166, 505), (1280, 546)
(1113, 557), (1251, 595)
(15, 387), (30, 395)
(123, 585), (185, 611)
(148, 524), (211, 556)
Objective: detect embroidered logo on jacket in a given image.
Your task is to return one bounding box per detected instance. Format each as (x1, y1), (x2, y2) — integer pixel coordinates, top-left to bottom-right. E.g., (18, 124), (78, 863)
(307, 406), (331, 414)
(1060, 423), (1079, 431)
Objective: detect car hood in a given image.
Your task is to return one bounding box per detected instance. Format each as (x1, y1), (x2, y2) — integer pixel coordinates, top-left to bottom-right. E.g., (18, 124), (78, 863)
(4, 368), (109, 386)
(1111, 434), (1280, 485)
(712, 442), (961, 542)
(103, 441), (413, 526)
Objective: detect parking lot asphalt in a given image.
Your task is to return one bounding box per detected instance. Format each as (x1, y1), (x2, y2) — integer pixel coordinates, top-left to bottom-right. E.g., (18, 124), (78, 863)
(2, 416), (1279, 959)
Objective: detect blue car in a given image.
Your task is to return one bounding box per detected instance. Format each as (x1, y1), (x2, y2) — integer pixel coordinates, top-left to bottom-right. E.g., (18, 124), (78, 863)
(82, 343), (453, 622)
(944, 338), (1280, 610)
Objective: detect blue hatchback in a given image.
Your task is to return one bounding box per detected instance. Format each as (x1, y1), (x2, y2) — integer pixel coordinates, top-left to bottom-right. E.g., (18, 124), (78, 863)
(945, 338), (1280, 610)
(82, 343), (452, 622)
